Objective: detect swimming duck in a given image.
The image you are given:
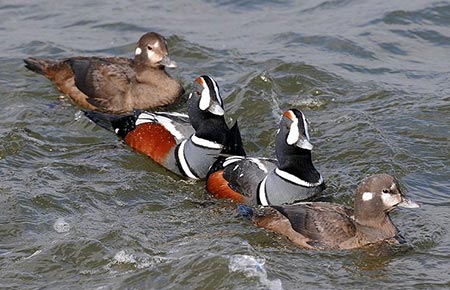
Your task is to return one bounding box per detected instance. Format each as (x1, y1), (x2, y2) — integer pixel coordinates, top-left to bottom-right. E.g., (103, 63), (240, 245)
(207, 109), (324, 205)
(245, 174), (419, 250)
(24, 32), (184, 114)
(85, 75), (241, 179)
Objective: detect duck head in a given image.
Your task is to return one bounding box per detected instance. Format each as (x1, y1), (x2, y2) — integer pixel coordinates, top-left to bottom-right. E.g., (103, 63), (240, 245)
(134, 32), (176, 69)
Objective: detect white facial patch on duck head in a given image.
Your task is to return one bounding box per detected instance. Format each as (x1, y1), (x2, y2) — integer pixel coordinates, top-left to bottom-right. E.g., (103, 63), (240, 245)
(135, 47), (142, 55)
(197, 76), (224, 116)
(381, 192), (401, 207)
(362, 191), (374, 201)
(147, 48), (156, 61)
(199, 84), (211, 111)
(381, 184), (402, 207)
(284, 110), (313, 150)
(286, 113), (300, 146)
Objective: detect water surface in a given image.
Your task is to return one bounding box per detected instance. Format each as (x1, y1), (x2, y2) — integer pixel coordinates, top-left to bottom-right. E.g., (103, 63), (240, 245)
(1, 1), (449, 289)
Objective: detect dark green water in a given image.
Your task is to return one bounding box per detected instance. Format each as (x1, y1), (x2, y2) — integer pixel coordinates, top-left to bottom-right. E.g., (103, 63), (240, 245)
(1, 1), (449, 289)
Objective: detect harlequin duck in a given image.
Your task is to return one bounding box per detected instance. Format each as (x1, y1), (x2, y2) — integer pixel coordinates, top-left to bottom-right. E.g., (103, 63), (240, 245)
(244, 174), (420, 250)
(24, 32), (184, 114)
(85, 75), (242, 179)
(206, 109), (324, 205)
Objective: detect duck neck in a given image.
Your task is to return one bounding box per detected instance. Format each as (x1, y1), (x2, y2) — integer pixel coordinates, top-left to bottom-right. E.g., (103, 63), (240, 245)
(135, 65), (168, 85)
(276, 149), (322, 184)
(194, 117), (229, 145)
(354, 214), (399, 243)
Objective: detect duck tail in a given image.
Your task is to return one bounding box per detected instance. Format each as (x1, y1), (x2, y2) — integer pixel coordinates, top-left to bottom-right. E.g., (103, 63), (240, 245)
(84, 110), (139, 139)
(223, 121), (246, 157)
(207, 121), (246, 177)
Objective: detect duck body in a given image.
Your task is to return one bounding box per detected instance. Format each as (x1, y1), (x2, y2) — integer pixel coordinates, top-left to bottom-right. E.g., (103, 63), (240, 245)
(207, 109), (324, 205)
(24, 32), (184, 114)
(249, 174), (420, 250)
(85, 75), (241, 179)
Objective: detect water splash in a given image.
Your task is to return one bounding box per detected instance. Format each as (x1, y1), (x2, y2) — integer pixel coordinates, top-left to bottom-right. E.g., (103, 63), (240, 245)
(113, 250), (137, 264)
(53, 218), (70, 233)
(229, 254), (283, 290)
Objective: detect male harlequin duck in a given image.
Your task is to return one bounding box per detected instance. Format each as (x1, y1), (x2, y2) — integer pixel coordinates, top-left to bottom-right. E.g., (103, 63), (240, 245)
(243, 174), (419, 250)
(85, 75), (242, 179)
(24, 32), (184, 114)
(206, 109), (324, 205)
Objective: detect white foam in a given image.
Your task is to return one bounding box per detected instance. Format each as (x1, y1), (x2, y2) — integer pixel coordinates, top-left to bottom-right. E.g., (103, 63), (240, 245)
(113, 250), (137, 264)
(74, 110), (83, 121)
(111, 250), (168, 269)
(229, 254), (283, 290)
(53, 218), (70, 233)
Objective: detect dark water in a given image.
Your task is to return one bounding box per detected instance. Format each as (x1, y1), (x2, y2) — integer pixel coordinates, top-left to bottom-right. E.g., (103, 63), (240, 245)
(1, 1), (449, 289)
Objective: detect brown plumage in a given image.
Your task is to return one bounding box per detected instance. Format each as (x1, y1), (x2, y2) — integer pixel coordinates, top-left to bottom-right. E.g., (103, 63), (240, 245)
(252, 174), (420, 250)
(24, 32), (184, 114)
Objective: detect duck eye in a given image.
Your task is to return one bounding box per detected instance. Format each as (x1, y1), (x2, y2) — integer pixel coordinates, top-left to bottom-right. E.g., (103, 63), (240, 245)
(147, 45), (153, 50)
(196, 91), (201, 96)
(382, 189), (390, 194)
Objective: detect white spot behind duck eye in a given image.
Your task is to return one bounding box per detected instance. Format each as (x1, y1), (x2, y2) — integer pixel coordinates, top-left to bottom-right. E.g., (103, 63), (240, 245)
(135, 47), (142, 55)
(390, 183), (397, 191)
(362, 191), (373, 201)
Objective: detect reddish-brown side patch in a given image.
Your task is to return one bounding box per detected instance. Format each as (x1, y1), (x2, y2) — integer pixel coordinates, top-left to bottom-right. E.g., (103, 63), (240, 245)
(124, 123), (176, 165)
(207, 170), (246, 203)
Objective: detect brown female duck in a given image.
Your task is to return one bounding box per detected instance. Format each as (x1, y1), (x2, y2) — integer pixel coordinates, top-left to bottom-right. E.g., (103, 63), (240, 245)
(24, 32), (184, 114)
(247, 174), (419, 250)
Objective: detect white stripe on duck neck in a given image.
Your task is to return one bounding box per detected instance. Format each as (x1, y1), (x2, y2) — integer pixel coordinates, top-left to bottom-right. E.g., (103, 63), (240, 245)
(274, 168), (323, 187)
(190, 134), (223, 149)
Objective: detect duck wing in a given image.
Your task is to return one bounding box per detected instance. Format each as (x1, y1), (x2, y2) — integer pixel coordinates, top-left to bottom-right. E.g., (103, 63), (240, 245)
(223, 157), (276, 198)
(271, 203), (356, 249)
(68, 58), (134, 113)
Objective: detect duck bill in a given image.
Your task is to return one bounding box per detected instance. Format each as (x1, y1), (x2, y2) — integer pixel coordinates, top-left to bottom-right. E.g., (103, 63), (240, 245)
(207, 102), (224, 116)
(160, 55), (177, 68)
(397, 198), (420, 209)
(296, 138), (313, 150)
